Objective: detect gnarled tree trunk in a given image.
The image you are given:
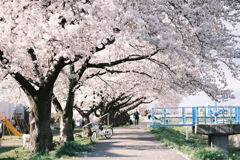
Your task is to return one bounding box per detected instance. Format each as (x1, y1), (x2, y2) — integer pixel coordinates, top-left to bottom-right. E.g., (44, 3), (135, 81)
(29, 94), (53, 154)
(52, 91), (75, 142)
(59, 80), (75, 142)
(82, 115), (92, 137)
(59, 110), (74, 142)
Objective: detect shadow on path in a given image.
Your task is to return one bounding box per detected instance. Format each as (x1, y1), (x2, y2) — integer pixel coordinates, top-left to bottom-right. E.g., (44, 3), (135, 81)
(83, 118), (189, 160)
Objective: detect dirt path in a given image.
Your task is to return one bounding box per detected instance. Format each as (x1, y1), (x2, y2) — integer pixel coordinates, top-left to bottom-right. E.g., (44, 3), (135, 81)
(82, 117), (189, 160)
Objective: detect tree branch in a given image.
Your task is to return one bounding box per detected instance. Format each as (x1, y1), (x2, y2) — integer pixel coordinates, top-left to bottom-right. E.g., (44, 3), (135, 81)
(90, 36), (116, 54)
(10, 72), (37, 97)
(52, 93), (63, 114)
(87, 49), (160, 68)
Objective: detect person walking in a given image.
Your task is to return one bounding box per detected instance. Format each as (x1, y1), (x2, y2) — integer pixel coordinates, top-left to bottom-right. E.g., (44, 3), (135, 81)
(0, 123), (2, 148)
(133, 110), (140, 125)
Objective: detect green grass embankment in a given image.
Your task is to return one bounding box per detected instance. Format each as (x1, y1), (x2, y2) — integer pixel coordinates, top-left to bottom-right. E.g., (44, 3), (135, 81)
(0, 128), (93, 160)
(150, 127), (240, 160)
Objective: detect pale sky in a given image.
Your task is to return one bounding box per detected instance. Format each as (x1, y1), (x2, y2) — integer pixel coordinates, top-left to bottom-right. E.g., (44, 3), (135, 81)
(179, 63), (240, 107)
(179, 90), (240, 107)
(180, 23), (240, 107)
(179, 58), (240, 107)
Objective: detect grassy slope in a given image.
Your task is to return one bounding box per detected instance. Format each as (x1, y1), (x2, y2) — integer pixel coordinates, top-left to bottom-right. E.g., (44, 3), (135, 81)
(0, 128), (93, 160)
(2, 123), (240, 159)
(150, 127), (240, 160)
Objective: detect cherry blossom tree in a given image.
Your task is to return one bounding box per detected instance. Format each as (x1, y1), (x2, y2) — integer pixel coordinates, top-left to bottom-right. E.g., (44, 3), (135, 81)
(0, 0), (240, 154)
(0, 77), (29, 105)
(52, 47), (187, 142)
(51, 50), (161, 142)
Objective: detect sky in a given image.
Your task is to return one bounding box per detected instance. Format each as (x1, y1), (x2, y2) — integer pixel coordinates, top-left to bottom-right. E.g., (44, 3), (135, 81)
(179, 62), (240, 107)
(179, 90), (240, 107)
(179, 56), (240, 107)
(179, 23), (240, 107)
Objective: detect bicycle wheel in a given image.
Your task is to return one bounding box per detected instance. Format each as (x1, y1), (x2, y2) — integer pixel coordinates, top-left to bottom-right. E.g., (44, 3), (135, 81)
(104, 127), (113, 139)
(91, 131), (97, 141)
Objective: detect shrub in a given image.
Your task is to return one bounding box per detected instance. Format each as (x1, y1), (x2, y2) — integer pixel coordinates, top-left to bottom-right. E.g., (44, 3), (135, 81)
(30, 149), (52, 160)
(192, 147), (227, 160)
(56, 141), (91, 157)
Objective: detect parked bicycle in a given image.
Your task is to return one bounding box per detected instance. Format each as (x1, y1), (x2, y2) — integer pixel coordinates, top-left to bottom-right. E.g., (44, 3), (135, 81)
(90, 122), (113, 141)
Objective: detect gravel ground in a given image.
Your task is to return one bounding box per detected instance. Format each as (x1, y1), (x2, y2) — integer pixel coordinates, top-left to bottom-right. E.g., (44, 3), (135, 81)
(81, 117), (189, 160)
(1, 117), (190, 160)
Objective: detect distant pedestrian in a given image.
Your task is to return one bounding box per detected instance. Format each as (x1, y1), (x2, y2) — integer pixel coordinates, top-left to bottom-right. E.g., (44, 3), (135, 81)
(133, 110), (140, 125)
(0, 124), (2, 148)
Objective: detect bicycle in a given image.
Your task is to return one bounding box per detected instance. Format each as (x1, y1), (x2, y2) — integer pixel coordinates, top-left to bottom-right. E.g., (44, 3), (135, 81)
(90, 122), (113, 141)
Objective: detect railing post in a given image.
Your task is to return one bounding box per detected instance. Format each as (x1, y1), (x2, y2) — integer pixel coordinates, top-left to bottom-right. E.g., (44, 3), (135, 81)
(151, 107), (155, 125)
(182, 107), (186, 125)
(209, 107), (213, 124)
(235, 106), (240, 123)
(164, 108), (167, 125)
(204, 107), (207, 124)
(192, 107), (198, 125)
(230, 107), (233, 124)
(222, 107), (225, 124)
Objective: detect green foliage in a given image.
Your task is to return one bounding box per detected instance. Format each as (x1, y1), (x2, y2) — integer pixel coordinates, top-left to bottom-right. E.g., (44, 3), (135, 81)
(150, 126), (207, 155)
(228, 146), (240, 160)
(0, 130), (92, 160)
(150, 127), (240, 160)
(0, 147), (29, 160)
(229, 145), (240, 154)
(192, 148), (227, 160)
(56, 141), (91, 158)
(29, 149), (53, 160)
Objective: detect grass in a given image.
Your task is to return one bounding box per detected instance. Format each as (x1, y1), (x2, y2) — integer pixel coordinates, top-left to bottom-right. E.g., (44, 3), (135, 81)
(149, 126), (240, 160)
(0, 128), (93, 160)
(6, 120), (240, 159)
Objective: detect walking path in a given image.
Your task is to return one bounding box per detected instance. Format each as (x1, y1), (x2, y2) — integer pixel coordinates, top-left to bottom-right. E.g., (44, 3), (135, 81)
(81, 117), (189, 160)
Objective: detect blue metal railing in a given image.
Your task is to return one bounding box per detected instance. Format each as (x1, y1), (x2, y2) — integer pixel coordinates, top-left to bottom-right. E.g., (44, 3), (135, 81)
(150, 106), (240, 127)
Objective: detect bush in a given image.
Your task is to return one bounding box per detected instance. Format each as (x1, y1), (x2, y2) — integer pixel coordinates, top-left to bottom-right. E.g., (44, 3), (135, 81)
(56, 141), (91, 157)
(30, 149), (53, 160)
(192, 147), (227, 160)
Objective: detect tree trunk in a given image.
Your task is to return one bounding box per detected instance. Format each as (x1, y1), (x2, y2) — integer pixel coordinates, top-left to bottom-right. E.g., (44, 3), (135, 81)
(59, 112), (74, 142)
(82, 115), (92, 137)
(51, 93), (74, 142)
(59, 82), (75, 142)
(29, 94), (53, 154)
